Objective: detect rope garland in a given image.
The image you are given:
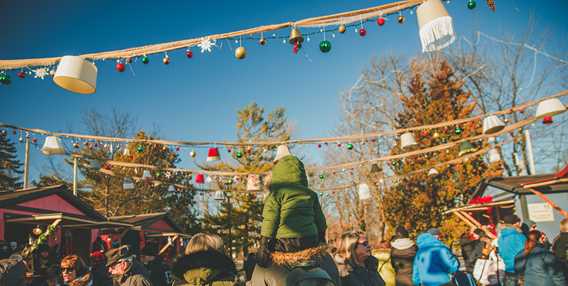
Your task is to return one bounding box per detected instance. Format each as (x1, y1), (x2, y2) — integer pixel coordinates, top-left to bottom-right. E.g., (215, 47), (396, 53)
(0, 0), (424, 70)
(1, 89), (566, 147)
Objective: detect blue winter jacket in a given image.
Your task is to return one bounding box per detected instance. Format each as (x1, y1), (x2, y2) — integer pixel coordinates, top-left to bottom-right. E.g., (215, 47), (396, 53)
(412, 233), (459, 286)
(497, 227), (526, 273)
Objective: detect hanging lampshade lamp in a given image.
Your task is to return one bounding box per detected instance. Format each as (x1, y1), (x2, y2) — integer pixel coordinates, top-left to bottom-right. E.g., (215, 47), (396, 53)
(41, 136), (65, 155)
(123, 177), (135, 190)
(416, 0), (455, 52)
(246, 174), (261, 192)
(358, 183), (371, 201)
(458, 141), (477, 156)
(488, 148), (501, 163)
(142, 170), (152, 180)
(53, 55), (97, 94)
(535, 98), (565, 122)
(214, 191), (225, 201)
(195, 173), (205, 184)
(207, 147), (221, 162)
(428, 168), (439, 176)
(400, 132), (418, 149)
(122, 147), (130, 156)
(482, 115), (506, 134)
(274, 145), (291, 162)
(168, 185), (176, 192)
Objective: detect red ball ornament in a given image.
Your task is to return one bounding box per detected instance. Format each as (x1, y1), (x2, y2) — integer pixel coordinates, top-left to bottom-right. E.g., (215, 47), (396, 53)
(162, 56), (170, 65)
(317, 144), (322, 148)
(32, 138), (37, 144)
(377, 17), (385, 26)
(420, 130), (429, 137)
(175, 146), (180, 152)
(116, 62), (125, 72)
(359, 28), (367, 37)
(17, 71), (26, 79)
(185, 49), (193, 59)
(543, 116), (553, 125)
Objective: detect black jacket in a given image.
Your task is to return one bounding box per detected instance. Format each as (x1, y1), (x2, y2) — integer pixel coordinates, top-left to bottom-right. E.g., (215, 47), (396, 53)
(340, 256), (385, 286)
(514, 245), (566, 286)
(145, 257), (169, 286)
(390, 238), (416, 286)
(460, 237), (483, 272)
(552, 232), (568, 262)
(172, 250), (236, 285)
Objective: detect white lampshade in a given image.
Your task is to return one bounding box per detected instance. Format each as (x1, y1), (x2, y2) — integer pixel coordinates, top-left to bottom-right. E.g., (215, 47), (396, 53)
(428, 168), (439, 176)
(205, 176), (213, 184)
(483, 115), (505, 134)
(358, 183), (371, 201)
(488, 148), (501, 163)
(535, 98), (566, 118)
(41, 136), (65, 155)
(123, 177), (135, 190)
(168, 184), (176, 192)
(274, 145), (291, 162)
(214, 191), (225, 201)
(53, 56), (97, 94)
(246, 174), (261, 191)
(416, 0), (455, 52)
(122, 147), (130, 156)
(400, 132), (418, 149)
(142, 170), (152, 180)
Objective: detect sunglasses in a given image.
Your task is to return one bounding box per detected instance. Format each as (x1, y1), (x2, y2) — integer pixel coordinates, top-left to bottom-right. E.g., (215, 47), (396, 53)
(356, 240), (369, 247)
(61, 267), (75, 273)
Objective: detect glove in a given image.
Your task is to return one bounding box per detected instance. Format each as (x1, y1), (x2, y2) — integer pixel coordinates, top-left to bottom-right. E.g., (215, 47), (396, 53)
(256, 237), (274, 268)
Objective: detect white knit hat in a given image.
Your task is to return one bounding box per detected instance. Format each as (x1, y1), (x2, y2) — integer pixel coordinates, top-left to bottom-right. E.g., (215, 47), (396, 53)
(274, 145), (291, 162)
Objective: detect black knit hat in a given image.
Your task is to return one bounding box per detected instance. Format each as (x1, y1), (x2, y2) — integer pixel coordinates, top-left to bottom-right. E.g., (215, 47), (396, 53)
(503, 214), (521, 225)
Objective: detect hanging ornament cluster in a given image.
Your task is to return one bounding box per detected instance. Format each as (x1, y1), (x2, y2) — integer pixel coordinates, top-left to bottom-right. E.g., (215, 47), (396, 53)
(0, 72), (10, 85)
(289, 27), (304, 54)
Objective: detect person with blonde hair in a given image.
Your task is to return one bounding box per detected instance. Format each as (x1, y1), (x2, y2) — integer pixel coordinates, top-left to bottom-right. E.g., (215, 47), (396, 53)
(59, 255), (91, 286)
(173, 233), (237, 285)
(336, 231), (385, 286)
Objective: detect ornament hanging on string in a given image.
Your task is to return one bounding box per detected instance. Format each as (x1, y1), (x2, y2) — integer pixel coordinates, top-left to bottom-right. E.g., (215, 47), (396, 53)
(467, 0), (476, 9)
(17, 71), (26, 79)
(346, 143), (354, 150)
(486, 0), (495, 11)
(454, 126), (463, 135)
(397, 13), (405, 24)
(116, 60), (125, 72)
(235, 150), (243, 158)
(338, 24), (346, 33)
(136, 144), (144, 153)
(235, 36), (246, 60)
(162, 54), (170, 65)
(259, 32), (267, 46)
(319, 29), (332, 53)
(377, 17), (386, 26)
(189, 150), (197, 158)
(141, 55), (150, 64)
(358, 27), (367, 37)
(0, 72), (11, 85)
(185, 48), (193, 59)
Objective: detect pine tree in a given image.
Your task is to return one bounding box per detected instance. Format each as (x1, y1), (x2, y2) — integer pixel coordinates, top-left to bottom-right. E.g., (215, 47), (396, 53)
(384, 59), (502, 241)
(202, 103), (289, 257)
(0, 133), (22, 191)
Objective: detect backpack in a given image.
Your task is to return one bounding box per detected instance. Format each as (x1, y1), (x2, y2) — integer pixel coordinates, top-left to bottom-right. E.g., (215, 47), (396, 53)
(452, 271), (476, 286)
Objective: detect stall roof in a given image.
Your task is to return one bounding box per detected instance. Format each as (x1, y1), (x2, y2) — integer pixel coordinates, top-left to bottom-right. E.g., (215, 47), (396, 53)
(4, 212), (133, 229)
(474, 165), (568, 197)
(0, 184), (106, 221)
(109, 212), (183, 234)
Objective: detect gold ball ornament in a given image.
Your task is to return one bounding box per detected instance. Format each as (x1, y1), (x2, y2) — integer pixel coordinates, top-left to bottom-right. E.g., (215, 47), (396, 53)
(32, 226), (43, 236)
(338, 24), (346, 33)
(398, 15), (405, 24)
(235, 46), (246, 60)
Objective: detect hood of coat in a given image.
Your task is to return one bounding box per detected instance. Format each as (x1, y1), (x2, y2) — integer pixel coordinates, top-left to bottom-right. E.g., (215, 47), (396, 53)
(416, 233), (445, 249)
(500, 227), (522, 239)
(270, 155), (308, 189)
(172, 250), (236, 283)
(391, 238), (415, 250)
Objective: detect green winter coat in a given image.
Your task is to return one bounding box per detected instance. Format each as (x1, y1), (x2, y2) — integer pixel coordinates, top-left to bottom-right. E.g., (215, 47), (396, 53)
(261, 155), (327, 239)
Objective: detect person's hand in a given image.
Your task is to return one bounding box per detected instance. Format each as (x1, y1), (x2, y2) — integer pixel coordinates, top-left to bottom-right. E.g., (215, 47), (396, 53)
(256, 237), (274, 268)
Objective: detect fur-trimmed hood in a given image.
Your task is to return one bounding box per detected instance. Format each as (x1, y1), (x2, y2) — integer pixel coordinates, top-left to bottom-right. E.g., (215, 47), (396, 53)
(391, 238), (415, 250)
(172, 250), (236, 284)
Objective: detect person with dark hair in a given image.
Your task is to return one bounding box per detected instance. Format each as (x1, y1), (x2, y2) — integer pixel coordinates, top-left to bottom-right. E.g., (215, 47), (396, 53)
(514, 230), (566, 286)
(60, 255), (91, 286)
(552, 218), (568, 279)
(105, 245), (152, 286)
(140, 243), (168, 286)
(497, 215), (526, 286)
(336, 231), (385, 286)
(31, 244), (57, 286)
(460, 229), (484, 273)
(390, 227), (416, 286)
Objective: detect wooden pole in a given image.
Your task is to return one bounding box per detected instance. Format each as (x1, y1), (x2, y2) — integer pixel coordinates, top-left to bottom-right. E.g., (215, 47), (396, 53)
(23, 135), (30, 189)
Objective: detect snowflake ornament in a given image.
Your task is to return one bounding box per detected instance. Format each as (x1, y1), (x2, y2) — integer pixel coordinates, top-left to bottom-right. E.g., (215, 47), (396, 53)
(164, 171), (172, 179)
(197, 38), (216, 53)
(33, 68), (50, 79)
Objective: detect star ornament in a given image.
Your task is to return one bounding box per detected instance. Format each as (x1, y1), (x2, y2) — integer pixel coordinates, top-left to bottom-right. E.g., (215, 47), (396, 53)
(197, 37), (216, 53)
(33, 67), (50, 79)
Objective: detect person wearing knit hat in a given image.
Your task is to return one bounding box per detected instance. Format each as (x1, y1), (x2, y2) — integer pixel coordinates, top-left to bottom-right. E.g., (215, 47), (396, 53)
(497, 214), (526, 286)
(105, 245), (152, 286)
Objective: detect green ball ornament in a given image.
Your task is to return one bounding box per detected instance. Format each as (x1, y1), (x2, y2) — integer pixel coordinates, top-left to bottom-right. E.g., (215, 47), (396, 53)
(136, 144), (144, 153)
(236, 150), (243, 158)
(346, 143), (354, 150)
(454, 127), (463, 135)
(141, 55), (150, 64)
(467, 0), (476, 9)
(319, 174), (325, 180)
(0, 73), (10, 85)
(319, 40), (332, 53)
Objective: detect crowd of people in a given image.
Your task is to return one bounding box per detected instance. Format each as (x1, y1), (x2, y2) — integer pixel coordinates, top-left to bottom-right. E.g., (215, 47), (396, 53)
(1, 148), (567, 286)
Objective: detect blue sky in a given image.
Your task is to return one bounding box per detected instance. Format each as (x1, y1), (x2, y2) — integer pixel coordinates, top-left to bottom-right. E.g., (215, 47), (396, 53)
(1, 0), (568, 181)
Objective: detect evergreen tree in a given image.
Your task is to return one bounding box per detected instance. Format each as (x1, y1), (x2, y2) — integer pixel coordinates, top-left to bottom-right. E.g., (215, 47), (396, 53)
(202, 103), (289, 257)
(384, 59), (502, 240)
(0, 132), (22, 191)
